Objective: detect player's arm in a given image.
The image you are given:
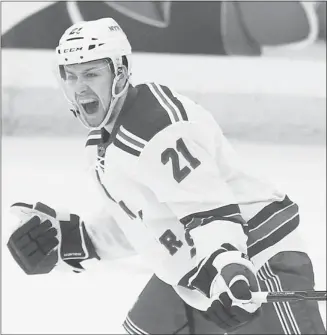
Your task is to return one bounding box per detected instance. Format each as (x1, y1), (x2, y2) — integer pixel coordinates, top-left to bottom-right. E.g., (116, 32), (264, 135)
(138, 122), (261, 331)
(83, 208), (137, 261)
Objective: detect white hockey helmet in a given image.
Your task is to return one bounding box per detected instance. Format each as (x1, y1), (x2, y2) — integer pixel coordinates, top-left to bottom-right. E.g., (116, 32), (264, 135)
(56, 18), (132, 129)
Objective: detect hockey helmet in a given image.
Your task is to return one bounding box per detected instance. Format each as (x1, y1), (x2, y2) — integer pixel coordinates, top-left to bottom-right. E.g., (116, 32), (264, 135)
(56, 18), (132, 129)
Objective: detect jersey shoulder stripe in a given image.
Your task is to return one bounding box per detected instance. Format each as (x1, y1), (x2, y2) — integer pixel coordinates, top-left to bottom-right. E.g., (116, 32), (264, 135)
(146, 83), (188, 124)
(159, 84), (188, 122)
(114, 83), (188, 156)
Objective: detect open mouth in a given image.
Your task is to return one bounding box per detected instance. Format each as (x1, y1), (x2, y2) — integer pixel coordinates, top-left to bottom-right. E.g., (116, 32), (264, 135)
(79, 98), (100, 115)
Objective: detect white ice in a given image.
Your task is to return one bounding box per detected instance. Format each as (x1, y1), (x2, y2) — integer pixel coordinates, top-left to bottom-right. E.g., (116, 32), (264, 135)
(2, 137), (326, 334)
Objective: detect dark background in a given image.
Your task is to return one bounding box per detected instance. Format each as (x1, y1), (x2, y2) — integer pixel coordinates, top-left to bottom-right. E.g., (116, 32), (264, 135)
(2, 1), (326, 56)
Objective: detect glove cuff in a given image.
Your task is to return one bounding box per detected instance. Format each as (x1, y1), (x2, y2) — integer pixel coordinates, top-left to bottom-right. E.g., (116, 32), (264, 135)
(210, 250), (258, 297)
(212, 250), (256, 275)
(189, 245), (255, 298)
(59, 214), (100, 261)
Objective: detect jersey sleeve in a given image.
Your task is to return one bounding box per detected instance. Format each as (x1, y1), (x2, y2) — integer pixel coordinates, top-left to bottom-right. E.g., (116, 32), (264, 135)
(82, 195), (137, 261)
(137, 119), (249, 264)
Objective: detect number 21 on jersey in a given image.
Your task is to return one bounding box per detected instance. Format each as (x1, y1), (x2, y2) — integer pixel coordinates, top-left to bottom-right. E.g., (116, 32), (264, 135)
(161, 138), (201, 183)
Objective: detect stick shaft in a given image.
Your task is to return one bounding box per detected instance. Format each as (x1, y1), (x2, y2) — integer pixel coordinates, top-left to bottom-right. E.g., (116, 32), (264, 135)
(252, 290), (327, 303)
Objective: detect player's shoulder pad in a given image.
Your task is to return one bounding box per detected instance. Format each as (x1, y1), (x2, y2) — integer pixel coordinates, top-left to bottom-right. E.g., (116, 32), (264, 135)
(114, 82), (188, 157)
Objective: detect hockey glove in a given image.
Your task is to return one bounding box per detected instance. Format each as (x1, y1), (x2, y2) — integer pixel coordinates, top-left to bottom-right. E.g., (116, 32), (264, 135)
(7, 202), (100, 275)
(190, 243), (261, 331)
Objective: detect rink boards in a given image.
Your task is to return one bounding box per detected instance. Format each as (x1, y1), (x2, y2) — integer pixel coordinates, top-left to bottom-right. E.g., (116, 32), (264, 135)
(2, 50), (326, 143)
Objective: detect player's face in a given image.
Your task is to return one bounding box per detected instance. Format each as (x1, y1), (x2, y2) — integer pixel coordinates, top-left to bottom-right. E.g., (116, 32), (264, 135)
(62, 59), (114, 127)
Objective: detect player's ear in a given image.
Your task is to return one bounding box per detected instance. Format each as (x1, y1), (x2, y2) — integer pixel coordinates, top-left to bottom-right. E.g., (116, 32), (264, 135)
(116, 65), (129, 91)
(118, 65), (128, 82)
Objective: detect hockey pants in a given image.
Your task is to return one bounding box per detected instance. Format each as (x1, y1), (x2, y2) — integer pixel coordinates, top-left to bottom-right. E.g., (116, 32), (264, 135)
(123, 251), (326, 334)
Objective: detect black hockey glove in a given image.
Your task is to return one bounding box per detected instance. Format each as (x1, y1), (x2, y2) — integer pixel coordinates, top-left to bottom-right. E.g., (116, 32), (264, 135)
(190, 243), (262, 331)
(7, 202), (100, 275)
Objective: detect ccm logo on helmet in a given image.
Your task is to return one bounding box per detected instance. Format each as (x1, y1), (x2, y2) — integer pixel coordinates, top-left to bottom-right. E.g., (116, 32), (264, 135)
(64, 47), (83, 53)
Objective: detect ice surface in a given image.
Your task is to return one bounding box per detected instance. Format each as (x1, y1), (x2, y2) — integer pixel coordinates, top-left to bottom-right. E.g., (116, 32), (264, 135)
(2, 137), (326, 334)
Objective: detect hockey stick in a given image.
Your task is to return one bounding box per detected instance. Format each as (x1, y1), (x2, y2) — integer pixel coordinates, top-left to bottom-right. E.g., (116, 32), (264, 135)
(252, 290), (327, 303)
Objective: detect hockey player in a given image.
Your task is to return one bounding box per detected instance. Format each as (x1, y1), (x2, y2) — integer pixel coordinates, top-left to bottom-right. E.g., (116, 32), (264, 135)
(7, 18), (325, 334)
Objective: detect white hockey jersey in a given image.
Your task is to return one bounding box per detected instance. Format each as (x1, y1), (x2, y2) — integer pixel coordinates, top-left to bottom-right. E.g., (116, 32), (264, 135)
(83, 83), (301, 310)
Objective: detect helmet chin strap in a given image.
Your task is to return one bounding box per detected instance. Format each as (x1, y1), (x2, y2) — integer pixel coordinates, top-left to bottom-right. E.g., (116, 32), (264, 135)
(76, 72), (130, 130)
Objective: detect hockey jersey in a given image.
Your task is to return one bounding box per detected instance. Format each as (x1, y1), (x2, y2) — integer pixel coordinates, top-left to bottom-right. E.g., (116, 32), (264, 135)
(83, 83), (301, 310)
